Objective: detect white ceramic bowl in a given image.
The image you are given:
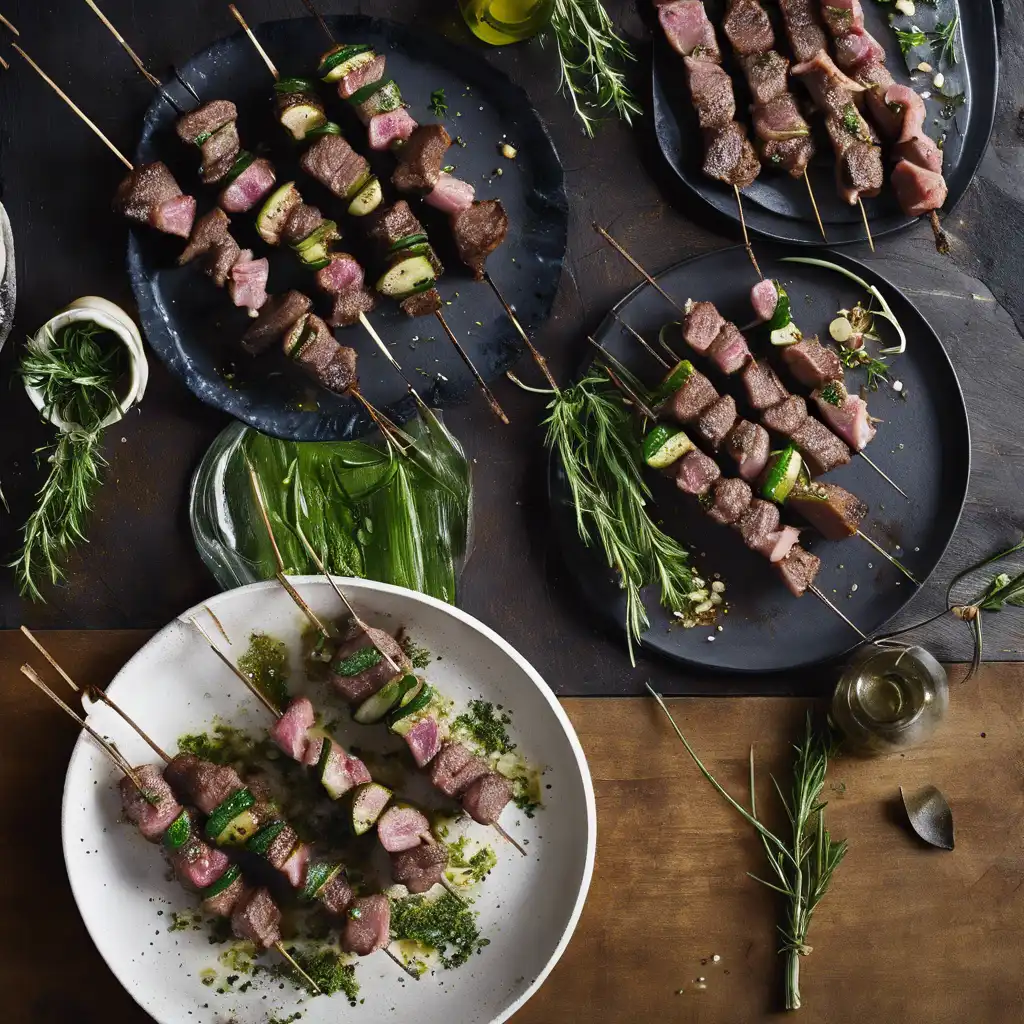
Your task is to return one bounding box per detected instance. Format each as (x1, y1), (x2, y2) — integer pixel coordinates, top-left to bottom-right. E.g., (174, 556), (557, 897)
(25, 296), (149, 432)
(61, 577), (597, 1024)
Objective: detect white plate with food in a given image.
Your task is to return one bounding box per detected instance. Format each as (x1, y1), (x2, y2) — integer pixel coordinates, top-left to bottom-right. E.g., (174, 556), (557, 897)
(60, 577), (596, 1024)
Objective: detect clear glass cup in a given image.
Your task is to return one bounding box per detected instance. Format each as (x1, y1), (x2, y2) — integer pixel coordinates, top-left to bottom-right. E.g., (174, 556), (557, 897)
(458, 0), (555, 45)
(830, 644), (949, 755)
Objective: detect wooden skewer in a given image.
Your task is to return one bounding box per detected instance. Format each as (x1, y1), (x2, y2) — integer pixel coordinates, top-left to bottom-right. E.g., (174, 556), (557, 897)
(0, 11), (19, 34)
(857, 197), (875, 253)
(594, 224), (687, 317)
(733, 186), (763, 279)
(483, 272), (560, 394)
(804, 172), (827, 242)
(855, 449), (909, 500)
(586, 339), (657, 421)
(610, 309), (672, 368)
(0, 54), (8, 71)
(299, 0), (336, 43)
(929, 210), (950, 256)
(808, 586), (867, 639)
(228, 4), (279, 79)
(12, 44), (134, 170)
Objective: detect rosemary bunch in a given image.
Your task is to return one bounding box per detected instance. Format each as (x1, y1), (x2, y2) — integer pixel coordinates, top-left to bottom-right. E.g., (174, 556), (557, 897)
(544, 371), (698, 663)
(548, 0), (641, 137)
(648, 688), (847, 1012)
(14, 321), (126, 601)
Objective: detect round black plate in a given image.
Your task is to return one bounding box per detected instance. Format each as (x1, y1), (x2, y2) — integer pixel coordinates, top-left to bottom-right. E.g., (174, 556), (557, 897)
(652, 1), (998, 246)
(129, 15), (567, 440)
(549, 245), (970, 673)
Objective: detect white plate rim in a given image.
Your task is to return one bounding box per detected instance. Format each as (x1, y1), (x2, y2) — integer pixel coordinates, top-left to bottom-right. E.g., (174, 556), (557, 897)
(61, 576), (598, 1024)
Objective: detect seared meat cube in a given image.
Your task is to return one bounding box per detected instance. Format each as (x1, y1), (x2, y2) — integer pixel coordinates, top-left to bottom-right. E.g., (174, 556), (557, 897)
(341, 895), (391, 956)
(696, 394), (737, 449)
(682, 300), (725, 353)
(452, 199), (508, 279)
(430, 741), (491, 799)
(200, 122), (241, 184)
(790, 417), (851, 475)
(331, 628), (410, 704)
(319, 872), (355, 916)
(725, 419), (770, 481)
(115, 161), (183, 225)
(399, 288), (442, 318)
(206, 237), (242, 288)
(392, 124), (451, 194)
(176, 100), (237, 145)
(178, 208), (231, 266)
(367, 200), (423, 252)
(171, 839), (230, 891)
(331, 288), (378, 327)
(742, 360), (789, 410)
(231, 886), (281, 950)
(708, 322), (751, 374)
(667, 369), (718, 424)
(675, 449), (721, 496)
(119, 764), (181, 841)
(300, 135), (370, 198)
(736, 498), (781, 552)
(761, 395), (807, 437)
(378, 806), (430, 853)
(706, 476), (753, 526)
(391, 844), (449, 894)
(201, 874), (248, 918)
(702, 122), (760, 189)
(265, 824), (300, 871)
(289, 315), (359, 396)
(282, 203), (325, 246)
(775, 544), (821, 596)
(462, 772), (513, 826)
(722, 0), (774, 55)
(163, 753), (244, 816)
(781, 337), (843, 389)
(242, 290), (312, 356)
(739, 49), (789, 106)
(787, 482), (867, 540)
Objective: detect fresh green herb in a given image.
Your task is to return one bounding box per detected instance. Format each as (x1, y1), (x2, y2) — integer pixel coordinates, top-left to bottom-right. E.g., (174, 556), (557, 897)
(548, 0), (641, 137)
(894, 26), (927, 54)
(838, 346), (889, 392)
(400, 635), (432, 670)
(238, 632), (289, 712)
(168, 910), (202, 932)
(542, 371), (701, 662)
(390, 890), (488, 968)
(178, 722), (259, 765)
(429, 88), (448, 117)
(648, 689), (847, 1012)
(452, 700), (515, 757)
(819, 381), (845, 407)
(931, 16), (959, 66)
(446, 836), (498, 885)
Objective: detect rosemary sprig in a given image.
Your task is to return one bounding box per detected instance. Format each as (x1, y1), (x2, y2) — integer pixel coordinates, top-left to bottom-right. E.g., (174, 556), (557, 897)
(14, 320), (125, 601)
(548, 0), (641, 138)
(544, 371), (699, 663)
(647, 688), (846, 1012)
(931, 16), (959, 66)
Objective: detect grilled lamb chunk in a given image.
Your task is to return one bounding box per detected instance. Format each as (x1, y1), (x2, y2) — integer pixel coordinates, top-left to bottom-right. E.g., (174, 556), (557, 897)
(683, 300), (725, 352)
(755, 93), (811, 142)
(331, 628), (410, 703)
(378, 805), (430, 853)
(149, 194), (197, 238)
(742, 360), (789, 410)
(761, 395), (808, 437)
(430, 741), (491, 799)
(316, 253), (364, 295)
(736, 498), (781, 552)
(777, 0), (828, 62)
(894, 135), (943, 175)
(207, 237), (242, 288)
(792, 50), (867, 122)
(858, 61), (900, 140)
(891, 160), (947, 217)
(725, 419), (770, 481)
(281, 842), (311, 889)
(290, 315), (359, 395)
(658, 0), (721, 60)
(202, 874), (248, 918)
(338, 53), (387, 98)
(835, 27), (885, 72)
(790, 416), (851, 475)
(332, 288), (378, 326)
(667, 368), (718, 424)
(750, 279), (779, 324)
(271, 697), (315, 761)
(178, 208), (231, 266)
(830, 131), (884, 204)
(684, 57), (737, 130)
(697, 394), (738, 449)
(116, 161), (184, 224)
(775, 544), (821, 596)
(219, 157), (276, 214)
(781, 337), (843, 388)
(702, 122), (760, 188)
(821, 0), (863, 36)
(813, 382), (876, 450)
(163, 753), (245, 816)
(392, 124), (451, 194)
(231, 887), (282, 950)
(462, 772), (513, 826)
(404, 716), (444, 768)
(320, 742), (372, 798)
(242, 290), (312, 356)
(319, 872), (355, 916)
(426, 174), (476, 215)
(399, 288), (442, 318)
(391, 843), (450, 894)
(708, 322), (751, 374)
(228, 251), (269, 314)
(120, 765), (182, 841)
(200, 122), (241, 184)
(176, 100), (237, 145)
(759, 135), (815, 178)
(368, 108), (418, 150)
(675, 449), (721, 496)
(722, 0), (774, 55)
(342, 895), (391, 956)
(265, 825), (300, 871)
(706, 476), (753, 525)
(760, 525), (802, 563)
(367, 200), (423, 252)
(740, 49), (789, 106)
(301, 135), (370, 198)
(452, 199), (508, 279)
(171, 838), (231, 891)
(788, 482), (866, 540)
(282, 203), (325, 246)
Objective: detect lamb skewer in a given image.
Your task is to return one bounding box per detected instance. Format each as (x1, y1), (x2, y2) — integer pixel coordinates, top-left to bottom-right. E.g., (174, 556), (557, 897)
(17, 661), (321, 993)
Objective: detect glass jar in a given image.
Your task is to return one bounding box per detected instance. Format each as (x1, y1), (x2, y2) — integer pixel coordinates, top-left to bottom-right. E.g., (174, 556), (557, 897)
(458, 0), (555, 45)
(830, 644), (949, 755)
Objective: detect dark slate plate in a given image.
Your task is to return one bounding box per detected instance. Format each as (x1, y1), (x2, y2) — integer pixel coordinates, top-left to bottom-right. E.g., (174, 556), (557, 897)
(129, 15), (567, 440)
(548, 245), (970, 674)
(652, 0), (998, 246)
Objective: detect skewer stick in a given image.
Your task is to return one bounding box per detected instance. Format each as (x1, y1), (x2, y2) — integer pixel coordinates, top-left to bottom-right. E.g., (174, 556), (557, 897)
(228, 4), (279, 80)
(434, 310), (510, 424)
(298, 0), (336, 44)
(857, 197), (875, 253)
(19, 664), (144, 786)
(189, 614), (283, 719)
(808, 586), (868, 640)
(358, 312), (434, 416)
(804, 172), (827, 242)
(12, 44), (134, 170)
(586, 338), (657, 421)
(855, 449), (909, 500)
(855, 530), (919, 585)
(593, 224), (687, 317)
(610, 310), (671, 369)
(483, 272), (560, 394)
(733, 186), (763, 279)
(20, 626), (173, 761)
(929, 210), (950, 256)
(276, 945), (324, 994)
(492, 821), (528, 857)
(0, 54), (8, 71)
(0, 11), (19, 34)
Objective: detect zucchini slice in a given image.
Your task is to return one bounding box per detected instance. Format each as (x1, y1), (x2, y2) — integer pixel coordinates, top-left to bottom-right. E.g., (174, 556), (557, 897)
(200, 863), (241, 901)
(761, 445), (804, 504)
(651, 360), (695, 406)
(246, 820), (288, 857)
(163, 809), (193, 851)
(222, 150), (255, 186)
(279, 95), (328, 141)
(375, 255), (436, 299)
(316, 738), (354, 800)
(348, 77), (397, 107)
(355, 80), (402, 117)
(256, 182), (302, 246)
(643, 426), (695, 469)
(388, 232), (429, 254)
(353, 674), (419, 724)
(274, 76), (318, 94)
(292, 221), (339, 268)
(770, 321), (803, 347)
(205, 788), (255, 843)
(348, 176), (382, 216)
(306, 121), (342, 139)
(319, 44), (374, 83)
(283, 315), (314, 359)
(301, 861), (340, 902)
(767, 282), (803, 346)
(387, 682), (432, 731)
(351, 782), (392, 835)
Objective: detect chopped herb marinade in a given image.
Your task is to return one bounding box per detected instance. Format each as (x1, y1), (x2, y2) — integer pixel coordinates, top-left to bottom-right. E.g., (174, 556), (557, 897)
(452, 700), (516, 756)
(390, 890), (488, 968)
(237, 631), (290, 712)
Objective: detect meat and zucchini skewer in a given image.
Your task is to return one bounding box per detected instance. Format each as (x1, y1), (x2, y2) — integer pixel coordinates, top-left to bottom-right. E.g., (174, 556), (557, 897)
(17, 663), (322, 993)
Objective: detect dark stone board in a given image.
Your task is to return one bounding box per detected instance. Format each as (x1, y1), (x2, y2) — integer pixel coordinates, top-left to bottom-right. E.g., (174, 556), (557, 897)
(1, 0), (1024, 697)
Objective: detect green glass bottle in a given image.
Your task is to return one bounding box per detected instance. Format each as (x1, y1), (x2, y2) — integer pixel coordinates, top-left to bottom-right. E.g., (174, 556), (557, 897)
(459, 0), (555, 45)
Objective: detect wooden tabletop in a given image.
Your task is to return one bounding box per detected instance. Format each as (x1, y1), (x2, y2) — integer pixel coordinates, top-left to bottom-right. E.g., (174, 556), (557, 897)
(5, 630), (1023, 1022)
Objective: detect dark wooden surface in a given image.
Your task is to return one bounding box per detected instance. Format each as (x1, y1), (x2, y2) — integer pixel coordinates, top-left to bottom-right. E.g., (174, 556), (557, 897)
(0, 1), (1023, 694)
(4, 631), (1024, 1022)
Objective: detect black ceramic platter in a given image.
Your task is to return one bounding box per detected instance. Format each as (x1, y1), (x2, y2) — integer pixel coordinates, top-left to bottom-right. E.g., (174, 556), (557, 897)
(549, 245), (970, 674)
(652, 0), (997, 246)
(129, 15), (567, 440)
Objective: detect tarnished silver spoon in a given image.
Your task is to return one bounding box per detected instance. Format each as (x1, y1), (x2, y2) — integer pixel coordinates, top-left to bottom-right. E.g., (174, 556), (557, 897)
(900, 784), (955, 850)
(0, 201), (15, 353)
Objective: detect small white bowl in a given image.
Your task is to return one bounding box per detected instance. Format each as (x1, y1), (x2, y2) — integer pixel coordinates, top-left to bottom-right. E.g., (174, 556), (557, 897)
(25, 296), (149, 432)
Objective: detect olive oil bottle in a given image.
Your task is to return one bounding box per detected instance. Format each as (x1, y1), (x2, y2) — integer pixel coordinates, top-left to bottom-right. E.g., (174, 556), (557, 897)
(458, 0), (555, 44)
